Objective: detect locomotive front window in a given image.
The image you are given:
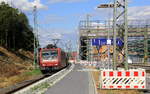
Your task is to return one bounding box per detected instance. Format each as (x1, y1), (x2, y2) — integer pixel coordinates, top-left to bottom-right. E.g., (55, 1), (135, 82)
(42, 50), (58, 61)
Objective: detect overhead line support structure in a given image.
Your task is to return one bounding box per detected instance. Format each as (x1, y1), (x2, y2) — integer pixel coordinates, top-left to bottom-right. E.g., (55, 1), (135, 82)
(124, 0), (128, 70)
(33, 6), (39, 68)
(98, 0), (129, 70)
(86, 14), (91, 61)
(113, 0), (117, 70)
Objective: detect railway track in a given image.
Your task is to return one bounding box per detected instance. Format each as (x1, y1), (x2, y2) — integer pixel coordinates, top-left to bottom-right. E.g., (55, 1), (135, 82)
(128, 63), (150, 71)
(0, 72), (57, 94)
(0, 63), (71, 94)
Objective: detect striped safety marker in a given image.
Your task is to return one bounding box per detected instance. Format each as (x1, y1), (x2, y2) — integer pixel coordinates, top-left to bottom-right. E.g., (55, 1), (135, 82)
(100, 69), (146, 89)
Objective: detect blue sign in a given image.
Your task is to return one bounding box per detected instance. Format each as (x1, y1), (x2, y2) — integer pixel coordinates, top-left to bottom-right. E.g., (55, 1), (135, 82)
(92, 38), (123, 47)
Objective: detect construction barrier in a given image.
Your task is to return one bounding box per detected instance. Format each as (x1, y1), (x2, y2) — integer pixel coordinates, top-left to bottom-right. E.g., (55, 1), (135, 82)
(99, 69), (146, 89)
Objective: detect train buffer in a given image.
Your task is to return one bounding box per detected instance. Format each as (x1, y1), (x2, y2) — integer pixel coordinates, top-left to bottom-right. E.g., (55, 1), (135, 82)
(45, 64), (96, 94)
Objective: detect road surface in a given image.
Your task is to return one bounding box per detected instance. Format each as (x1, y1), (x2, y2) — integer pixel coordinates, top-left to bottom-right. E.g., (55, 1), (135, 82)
(45, 64), (94, 94)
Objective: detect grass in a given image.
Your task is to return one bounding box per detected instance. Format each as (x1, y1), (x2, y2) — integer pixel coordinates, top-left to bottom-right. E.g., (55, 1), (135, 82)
(32, 82), (50, 91)
(0, 47), (37, 88)
(97, 89), (143, 94)
(31, 82), (53, 94)
(24, 68), (42, 76)
(0, 68), (42, 88)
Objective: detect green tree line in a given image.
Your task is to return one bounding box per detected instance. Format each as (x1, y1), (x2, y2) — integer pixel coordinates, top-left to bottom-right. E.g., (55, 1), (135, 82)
(0, 2), (36, 51)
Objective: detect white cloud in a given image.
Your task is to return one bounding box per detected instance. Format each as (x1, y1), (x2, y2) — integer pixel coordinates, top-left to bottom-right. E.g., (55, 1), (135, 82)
(48, 0), (88, 4)
(0, 0), (47, 11)
(128, 6), (150, 20)
(37, 24), (77, 49)
(50, 33), (62, 39)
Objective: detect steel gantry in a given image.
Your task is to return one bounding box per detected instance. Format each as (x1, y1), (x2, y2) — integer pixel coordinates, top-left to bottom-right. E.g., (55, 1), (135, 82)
(78, 0), (150, 69)
(112, 0), (129, 70)
(97, 0), (129, 70)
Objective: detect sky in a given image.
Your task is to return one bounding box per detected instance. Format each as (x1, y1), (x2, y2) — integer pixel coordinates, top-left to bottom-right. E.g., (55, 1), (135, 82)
(0, 0), (150, 51)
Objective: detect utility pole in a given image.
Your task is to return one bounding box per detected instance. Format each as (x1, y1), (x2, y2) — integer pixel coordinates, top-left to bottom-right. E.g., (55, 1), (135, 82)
(97, 1), (117, 70)
(10, 0), (15, 50)
(107, 20), (111, 69)
(124, 0), (129, 70)
(33, 5), (39, 68)
(144, 24), (148, 64)
(97, 0), (129, 70)
(11, 0), (13, 7)
(86, 14), (91, 61)
(65, 40), (72, 59)
(77, 31), (80, 61)
(113, 0), (117, 70)
(68, 40), (72, 59)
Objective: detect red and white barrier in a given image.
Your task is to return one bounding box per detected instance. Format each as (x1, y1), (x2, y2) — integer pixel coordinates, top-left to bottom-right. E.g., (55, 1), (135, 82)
(100, 69), (146, 89)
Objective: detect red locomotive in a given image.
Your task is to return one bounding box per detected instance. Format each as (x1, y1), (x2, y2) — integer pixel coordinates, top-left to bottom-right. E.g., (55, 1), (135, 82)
(39, 48), (68, 73)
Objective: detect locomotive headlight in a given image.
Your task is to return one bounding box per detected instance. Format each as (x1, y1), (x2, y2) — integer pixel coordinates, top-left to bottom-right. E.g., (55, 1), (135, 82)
(42, 64), (45, 66)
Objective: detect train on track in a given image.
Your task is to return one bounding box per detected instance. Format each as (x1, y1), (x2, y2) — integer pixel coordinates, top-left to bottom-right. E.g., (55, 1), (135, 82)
(39, 47), (69, 73)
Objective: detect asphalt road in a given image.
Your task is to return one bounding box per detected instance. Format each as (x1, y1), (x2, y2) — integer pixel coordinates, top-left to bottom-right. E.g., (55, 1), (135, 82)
(45, 64), (89, 94)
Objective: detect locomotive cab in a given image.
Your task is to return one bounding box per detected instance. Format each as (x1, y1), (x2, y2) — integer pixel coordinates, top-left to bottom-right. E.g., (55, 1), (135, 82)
(41, 49), (59, 66)
(39, 48), (68, 73)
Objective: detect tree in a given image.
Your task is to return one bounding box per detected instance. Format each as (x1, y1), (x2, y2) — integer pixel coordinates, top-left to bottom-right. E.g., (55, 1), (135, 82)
(0, 2), (36, 51)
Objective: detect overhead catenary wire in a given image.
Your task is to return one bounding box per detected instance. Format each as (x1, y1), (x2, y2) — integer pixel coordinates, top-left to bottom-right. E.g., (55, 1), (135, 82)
(37, 23), (73, 52)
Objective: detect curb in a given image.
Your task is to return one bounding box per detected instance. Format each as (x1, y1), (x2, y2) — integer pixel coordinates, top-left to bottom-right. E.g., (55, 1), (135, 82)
(13, 64), (75, 94)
